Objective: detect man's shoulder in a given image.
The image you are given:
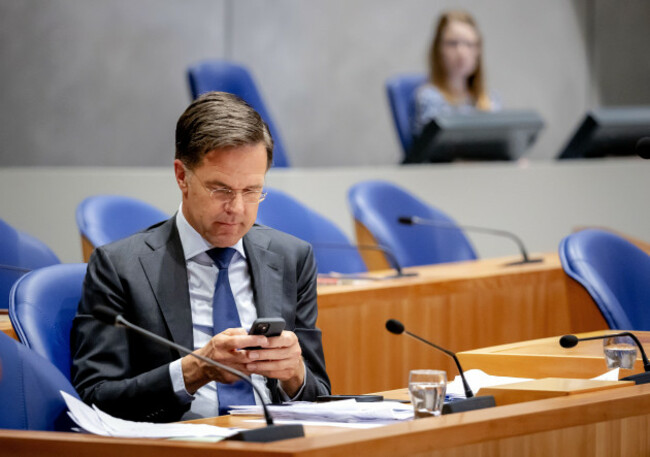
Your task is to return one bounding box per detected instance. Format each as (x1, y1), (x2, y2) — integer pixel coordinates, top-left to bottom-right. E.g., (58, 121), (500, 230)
(92, 217), (176, 260)
(246, 224), (312, 253)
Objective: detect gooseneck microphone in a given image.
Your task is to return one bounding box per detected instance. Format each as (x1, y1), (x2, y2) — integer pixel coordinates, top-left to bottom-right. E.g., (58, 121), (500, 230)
(312, 243), (417, 278)
(386, 319), (473, 398)
(559, 332), (650, 384)
(386, 319), (495, 413)
(397, 216), (542, 266)
(92, 305), (304, 442)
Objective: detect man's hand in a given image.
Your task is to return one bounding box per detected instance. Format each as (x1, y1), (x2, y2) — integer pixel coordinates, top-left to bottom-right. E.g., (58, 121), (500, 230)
(181, 328), (268, 394)
(245, 330), (305, 398)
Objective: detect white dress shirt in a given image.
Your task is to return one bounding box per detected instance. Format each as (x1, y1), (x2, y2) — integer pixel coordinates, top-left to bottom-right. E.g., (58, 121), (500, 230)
(169, 205), (270, 420)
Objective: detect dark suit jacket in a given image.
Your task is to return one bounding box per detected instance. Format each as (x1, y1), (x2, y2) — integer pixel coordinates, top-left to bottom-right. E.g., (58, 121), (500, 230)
(70, 218), (330, 422)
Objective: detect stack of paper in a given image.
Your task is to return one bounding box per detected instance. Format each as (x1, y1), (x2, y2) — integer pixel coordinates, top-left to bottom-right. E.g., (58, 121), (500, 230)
(445, 368), (621, 400)
(446, 369), (534, 400)
(61, 391), (236, 440)
(229, 399), (414, 425)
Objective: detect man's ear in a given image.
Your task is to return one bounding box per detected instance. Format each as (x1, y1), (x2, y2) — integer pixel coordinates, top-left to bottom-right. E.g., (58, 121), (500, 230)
(174, 159), (189, 195)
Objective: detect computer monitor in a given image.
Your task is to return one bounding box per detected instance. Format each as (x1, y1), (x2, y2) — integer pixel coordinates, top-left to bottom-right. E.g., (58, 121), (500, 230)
(403, 110), (545, 164)
(558, 107), (650, 159)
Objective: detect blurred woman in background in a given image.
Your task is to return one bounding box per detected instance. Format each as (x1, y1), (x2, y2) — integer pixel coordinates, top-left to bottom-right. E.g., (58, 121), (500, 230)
(412, 10), (501, 138)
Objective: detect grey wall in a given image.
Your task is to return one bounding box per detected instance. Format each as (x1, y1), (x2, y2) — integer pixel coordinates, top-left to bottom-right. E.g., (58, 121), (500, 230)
(1, 0), (648, 168)
(1, 158), (648, 264)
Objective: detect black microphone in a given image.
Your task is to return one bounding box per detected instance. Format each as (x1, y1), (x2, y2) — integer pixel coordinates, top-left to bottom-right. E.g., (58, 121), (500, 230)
(386, 319), (495, 413)
(312, 243), (417, 278)
(398, 216), (542, 266)
(636, 137), (650, 159)
(559, 332), (650, 384)
(92, 305), (304, 442)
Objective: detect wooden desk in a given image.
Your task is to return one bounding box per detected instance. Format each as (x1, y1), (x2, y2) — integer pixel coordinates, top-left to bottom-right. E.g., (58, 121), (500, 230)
(3, 383), (650, 456)
(458, 330), (650, 379)
(0, 313), (17, 340)
(316, 253), (605, 394)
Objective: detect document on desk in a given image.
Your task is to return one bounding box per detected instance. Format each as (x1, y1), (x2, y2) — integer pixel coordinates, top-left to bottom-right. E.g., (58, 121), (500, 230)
(61, 392), (237, 440)
(445, 368), (622, 400)
(229, 399), (414, 426)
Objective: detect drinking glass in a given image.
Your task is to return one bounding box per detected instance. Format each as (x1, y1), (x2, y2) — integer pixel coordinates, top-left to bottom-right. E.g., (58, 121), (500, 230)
(603, 335), (637, 369)
(408, 370), (447, 418)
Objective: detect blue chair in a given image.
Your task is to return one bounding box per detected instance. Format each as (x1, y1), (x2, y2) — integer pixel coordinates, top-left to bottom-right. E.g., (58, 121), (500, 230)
(187, 59), (290, 168)
(256, 188), (367, 274)
(76, 195), (169, 261)
(559, 229), (650, 330)
(0, 219), (60, 309)
(386, 74), (427, 157)
(348, 180), (477, 269)
(9, 263), (87, 381)
(0, 331), (79, 431)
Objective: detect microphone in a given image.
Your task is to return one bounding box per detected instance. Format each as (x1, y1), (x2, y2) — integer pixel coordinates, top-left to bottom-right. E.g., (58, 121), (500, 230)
(636, 137), (650, 159)
(312, 243), (417, 278)
(92, 305), (304, 442)
(559, 332), (650, 384)
(386, 319), (495, 413)
(398, 216), (542, 266)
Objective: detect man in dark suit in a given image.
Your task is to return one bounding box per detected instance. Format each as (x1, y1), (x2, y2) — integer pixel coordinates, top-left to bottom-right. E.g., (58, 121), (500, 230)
(71, 92), (330, 422)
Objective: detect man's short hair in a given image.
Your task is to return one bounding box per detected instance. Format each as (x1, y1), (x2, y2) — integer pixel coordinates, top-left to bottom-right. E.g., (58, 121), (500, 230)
(175, 91), (274, 169)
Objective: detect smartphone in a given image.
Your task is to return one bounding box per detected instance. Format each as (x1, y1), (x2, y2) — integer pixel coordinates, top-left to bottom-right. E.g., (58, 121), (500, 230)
(245, 317), (286, 350)
(248, 317), (285, 337)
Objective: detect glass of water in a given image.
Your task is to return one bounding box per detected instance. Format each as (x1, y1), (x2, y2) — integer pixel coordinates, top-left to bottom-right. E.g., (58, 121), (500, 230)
(603, 335), (637, 369)
(408, 369), (447, 418)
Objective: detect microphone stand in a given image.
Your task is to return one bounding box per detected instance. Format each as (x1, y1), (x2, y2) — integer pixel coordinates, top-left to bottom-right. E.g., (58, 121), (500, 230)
(313, 243), (418, 278)
(398, 216), (543, 266)
(560, 332), (650, 385)
(111, 313), (304, 442)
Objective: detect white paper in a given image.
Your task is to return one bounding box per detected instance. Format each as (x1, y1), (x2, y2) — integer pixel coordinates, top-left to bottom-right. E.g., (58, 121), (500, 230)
(61, 391), (237, 439)
(229, 399), (414, 423)
(591, 368), (620, 381)
(446, 369), (534, 399)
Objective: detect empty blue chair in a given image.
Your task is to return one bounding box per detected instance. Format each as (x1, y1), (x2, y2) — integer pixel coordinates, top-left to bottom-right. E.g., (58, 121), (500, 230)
(386, 74), (427, 157)
(9, 263), (87, 380)
(0, 219), (60, 309)
(0, 331), (79, 431)
(187, 59), (290, 168)
(559, 229), (650, 330)
(256, 188), (367, 274)
(76, 195), (168, 261)
(348, 180), (477, 269)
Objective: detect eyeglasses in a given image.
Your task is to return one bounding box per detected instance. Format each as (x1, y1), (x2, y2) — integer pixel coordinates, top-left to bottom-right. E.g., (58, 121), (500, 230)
(442, 39), (479, 50)
(190, 172), (267, 204)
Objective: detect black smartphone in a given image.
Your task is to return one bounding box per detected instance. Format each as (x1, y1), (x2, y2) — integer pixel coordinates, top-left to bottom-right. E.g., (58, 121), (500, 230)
(248, 317), (285, 337)
(245, 317), (286, 349)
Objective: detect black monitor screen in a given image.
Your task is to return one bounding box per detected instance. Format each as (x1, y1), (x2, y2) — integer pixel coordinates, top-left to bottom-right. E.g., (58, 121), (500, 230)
(404, 110), (545, 164)
(558, 107), (650, 159)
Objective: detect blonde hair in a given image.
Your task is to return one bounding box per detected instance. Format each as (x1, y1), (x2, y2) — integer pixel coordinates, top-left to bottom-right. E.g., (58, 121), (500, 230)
(428, 10), (491, 110)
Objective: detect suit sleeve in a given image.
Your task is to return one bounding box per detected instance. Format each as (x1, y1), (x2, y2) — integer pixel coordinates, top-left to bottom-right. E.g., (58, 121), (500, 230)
(287, 243), (331, 400)
(70, 247), (190, 422)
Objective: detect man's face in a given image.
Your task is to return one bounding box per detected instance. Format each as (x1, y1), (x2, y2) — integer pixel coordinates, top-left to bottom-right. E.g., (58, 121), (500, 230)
(174, 143), (268, 247)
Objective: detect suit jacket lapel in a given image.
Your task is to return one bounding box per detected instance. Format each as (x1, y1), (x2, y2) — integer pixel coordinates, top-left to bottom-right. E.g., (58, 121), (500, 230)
(139, 218), (193, 350)
(243, 227), (285, 318)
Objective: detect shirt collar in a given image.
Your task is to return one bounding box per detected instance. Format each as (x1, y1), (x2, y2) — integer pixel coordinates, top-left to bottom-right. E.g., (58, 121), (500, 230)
(175, 203), (246, 262)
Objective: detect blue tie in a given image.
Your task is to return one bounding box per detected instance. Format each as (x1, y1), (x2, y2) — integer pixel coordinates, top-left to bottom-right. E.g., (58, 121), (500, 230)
(206, 247), (256, 415)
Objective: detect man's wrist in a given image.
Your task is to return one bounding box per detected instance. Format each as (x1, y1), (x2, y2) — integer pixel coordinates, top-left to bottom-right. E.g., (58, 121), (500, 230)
(181, 353), (210, 394)
(279, 360), (306, 398)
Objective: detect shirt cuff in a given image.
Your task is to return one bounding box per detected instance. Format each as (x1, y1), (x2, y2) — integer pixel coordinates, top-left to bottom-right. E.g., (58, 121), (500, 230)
(169, 358), (195, 404)
(277, 361), (308, 401)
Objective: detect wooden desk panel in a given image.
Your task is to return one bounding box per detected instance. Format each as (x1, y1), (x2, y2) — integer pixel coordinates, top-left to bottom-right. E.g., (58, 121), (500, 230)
(0, 313), (17, 340)
(3, 384), (650, 456)
(458, 330), (650, 379)
(316, 253), (606, 394)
